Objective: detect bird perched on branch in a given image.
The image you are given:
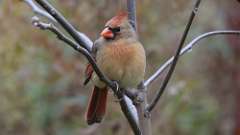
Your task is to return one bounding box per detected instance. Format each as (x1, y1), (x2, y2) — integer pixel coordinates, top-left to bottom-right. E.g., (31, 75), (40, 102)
(84, 12), (146, 125)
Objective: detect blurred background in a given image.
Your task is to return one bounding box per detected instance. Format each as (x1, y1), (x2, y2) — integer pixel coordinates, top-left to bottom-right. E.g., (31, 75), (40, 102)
(1, 0), (240, 135)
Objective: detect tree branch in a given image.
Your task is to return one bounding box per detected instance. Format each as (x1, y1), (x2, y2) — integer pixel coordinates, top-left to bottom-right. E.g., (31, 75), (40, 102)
(144, 30), (240, 87)
(127, 0), (152, 135)
(34, 0), (92, 52)
(124, 96), (139, 124)
(24, 0), (57, 23)
(127, 0), (137, 30)
(145, 0), (202, 114)
(24, 0), (93, 49)
(144, 30), (240, 114)
(31, 17), (111, 87)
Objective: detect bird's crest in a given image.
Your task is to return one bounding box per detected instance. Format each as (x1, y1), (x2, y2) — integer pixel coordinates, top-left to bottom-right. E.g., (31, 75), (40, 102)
(106, 11), (128, 27)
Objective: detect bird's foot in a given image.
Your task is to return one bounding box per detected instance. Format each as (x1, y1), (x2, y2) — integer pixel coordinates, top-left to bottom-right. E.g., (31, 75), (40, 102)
(133, 82), (146, 105)
(144, 109), (151, 118)
(124, 88), (145, 105)
(112, 81), (123, 102)
(133, 91), (144, 105)
(124, 89), (144, 104)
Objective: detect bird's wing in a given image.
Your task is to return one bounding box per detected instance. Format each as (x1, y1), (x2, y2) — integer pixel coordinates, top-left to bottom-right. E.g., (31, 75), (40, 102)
(83, 39), (102, 85)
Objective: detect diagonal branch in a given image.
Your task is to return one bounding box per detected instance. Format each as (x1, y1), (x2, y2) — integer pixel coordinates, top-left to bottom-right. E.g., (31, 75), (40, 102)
(145, 0), (202, 113)
(34, 0), (92, 52)
(144, 30), (240, 87)
(24, 0), (93, 49)
(31, 17), (112, 88)
(24, 0), (57, 23)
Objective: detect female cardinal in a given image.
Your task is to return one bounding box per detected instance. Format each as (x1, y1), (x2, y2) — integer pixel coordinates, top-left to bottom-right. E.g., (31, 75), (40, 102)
(84, 12), (146, 125)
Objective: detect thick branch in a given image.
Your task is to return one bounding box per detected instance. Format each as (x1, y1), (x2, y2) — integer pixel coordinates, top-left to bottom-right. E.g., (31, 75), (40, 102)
(144, 30), (240, 86)
(145, 0), (202, 113)
(119, 96), (141, 135)
(127, 0), (151, 135)
(124, 96), (139, 123)
(135, 83), (152, 135)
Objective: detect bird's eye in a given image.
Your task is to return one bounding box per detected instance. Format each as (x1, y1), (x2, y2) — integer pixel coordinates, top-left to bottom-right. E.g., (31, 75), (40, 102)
(110, 27), (121, 33)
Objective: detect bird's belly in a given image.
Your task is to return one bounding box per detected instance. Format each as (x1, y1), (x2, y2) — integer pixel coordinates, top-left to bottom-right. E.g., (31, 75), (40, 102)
(120, 64), (144, 88)
(96, 44), (145, 88)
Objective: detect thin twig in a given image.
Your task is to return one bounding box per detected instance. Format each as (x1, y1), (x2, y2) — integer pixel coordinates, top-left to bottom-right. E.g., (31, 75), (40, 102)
(24, 0), (93, 48)
(145, 0), (202, 113)
(144, 30), (240, 86)
(34, 0), (92, 52)
(31, 17), (110, 85)
(24, 0), (57, 23)
(31, 17), (122, 96)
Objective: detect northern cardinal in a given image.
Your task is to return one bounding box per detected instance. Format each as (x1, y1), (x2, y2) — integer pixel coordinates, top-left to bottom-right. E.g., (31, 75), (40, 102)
(84, 12), (146, 125)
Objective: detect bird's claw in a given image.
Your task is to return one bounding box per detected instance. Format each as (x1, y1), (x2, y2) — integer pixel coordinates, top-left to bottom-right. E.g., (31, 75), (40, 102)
(112, 81), (123, 102)
(144, 109), (151, 118)
(132, 92), (144, 105)
(113, 81), (119, 93)
(135, 94), (144, 104)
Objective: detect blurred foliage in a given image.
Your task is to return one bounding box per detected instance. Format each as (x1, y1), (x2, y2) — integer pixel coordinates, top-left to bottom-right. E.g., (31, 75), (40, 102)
(0, 0), (239, 135)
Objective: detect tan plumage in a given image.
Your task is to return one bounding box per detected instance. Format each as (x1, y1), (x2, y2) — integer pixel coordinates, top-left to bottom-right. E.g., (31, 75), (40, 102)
(94, 39), (146, 88)
(85, 12), (146, 125)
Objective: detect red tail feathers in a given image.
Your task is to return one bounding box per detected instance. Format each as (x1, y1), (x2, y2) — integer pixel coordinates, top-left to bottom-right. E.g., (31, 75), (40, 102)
(85, 86), (108, 125)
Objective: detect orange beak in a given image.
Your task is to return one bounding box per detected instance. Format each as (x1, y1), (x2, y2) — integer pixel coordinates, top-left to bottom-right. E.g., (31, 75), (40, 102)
(101, 27), (114, 39)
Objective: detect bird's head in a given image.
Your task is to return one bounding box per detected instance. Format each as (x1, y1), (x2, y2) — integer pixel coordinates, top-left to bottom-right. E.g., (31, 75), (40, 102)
(100, 12), (137, 40)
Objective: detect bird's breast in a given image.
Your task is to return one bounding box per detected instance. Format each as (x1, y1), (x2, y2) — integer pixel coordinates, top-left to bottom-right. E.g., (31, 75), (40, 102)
(96, 40), (146, 88)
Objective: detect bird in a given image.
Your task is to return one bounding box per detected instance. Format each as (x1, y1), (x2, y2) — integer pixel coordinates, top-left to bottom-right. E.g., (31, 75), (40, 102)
(84, 12), (146, 125)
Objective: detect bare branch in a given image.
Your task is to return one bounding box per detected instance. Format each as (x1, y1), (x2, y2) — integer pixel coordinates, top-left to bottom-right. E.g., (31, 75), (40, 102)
(144, 30), (240, 112)
(145, 0), (202, 114)
(34, 0), (92, 52)
(135, 83), (152, 135)
(31, 17), (116, 99)
(24, 0), (57, 23)
(127, 0), (137, 30)
(119, 96), (141, 135)
(31, 17), (100, 79)
(125, 96), (139, 123)
(144, 30), (240, 86)
(77, 32), (93, 50)
(127, 0), (151, 135)
(24, 0), (93, 49)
